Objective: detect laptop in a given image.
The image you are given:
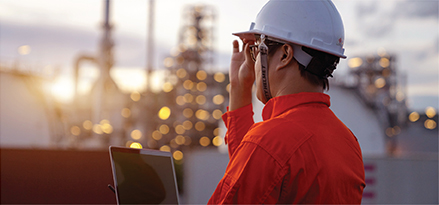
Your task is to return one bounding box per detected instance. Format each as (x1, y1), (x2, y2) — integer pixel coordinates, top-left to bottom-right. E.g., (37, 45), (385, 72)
(109, 146), (180, 204)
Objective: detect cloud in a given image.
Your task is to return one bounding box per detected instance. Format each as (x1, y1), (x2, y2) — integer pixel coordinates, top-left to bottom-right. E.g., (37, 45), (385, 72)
(356, 1), (378, 18)
(354, 1), (439, 38)
(394, 0), (439, 19)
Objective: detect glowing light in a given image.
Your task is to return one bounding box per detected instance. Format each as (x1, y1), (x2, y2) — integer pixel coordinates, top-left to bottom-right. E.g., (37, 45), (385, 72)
(173, 150), (183, 161)
(199, 136), (210, 147)
(183, 80), (194, 90)
(160, 145), (171, 152)
(183, 108), (194, 118)
(178, 44), (187, 53)
(197, 82), (207, 92)
(130, 142), (143, 149)
(125, 140), (134, 147)
(226, 84), (231, 92)
(110, 68), (147, 93)
(393, 126), (401, 135)
(101, 123), (113, 134)
(386, 126), (401, 137)
(379, 58), (390, 68)
(374, 78), (386, 89)
(131, 129), (142, 140)
(201, 38), (211, 47)
(163, 82), (173, 92)
(159, 124), (170, 134)
(175, 125), (186, 135)
(212, 136), (223, 147)
(195, 121), (205, 131)
(50, 76), (75, 103)
(121, 108), (131, 118)
(176, 96), (185, 105)
(409, 112), (420, 122)
(425, 106), (436, 118)
(196, 70), (207, 81)
(70, 126), (81, 136)
(169, 75), (178, 85)
(396, 91), (405, 102)
(212, 109), (223, 120)
(188, 35), (197, 46)
(149, 70), (169, 93)
(196, 95), (206, 105)
(18, 45), (31, 55)
(213, 94), (225, 105)
(152, 130), (162, 140)
(196, 109), (210, 121)
(93, 124), (103, 134)
(175, 135), (186, 145)
(100, 119), (110, 125)
(214, 72), (225, 83)
(184, 93), (194, 103)
(183, 120), (193, 130)
(158, 106), (171, 120)
(83, 120), (93, 130)
(130, 91), (141, 102)
(425, 119), (437, 130)
(164, 57), (174, 68)
(176, 68), (187, 78)
(385, 127), (394, 137)
(202, 38), (210, 47)
(348, 57), (363, 68)
(377, 47), (387, 57)
(170, 47), (180, 57)
(213, 128), (221, 136)
(176, 56), (184, 65)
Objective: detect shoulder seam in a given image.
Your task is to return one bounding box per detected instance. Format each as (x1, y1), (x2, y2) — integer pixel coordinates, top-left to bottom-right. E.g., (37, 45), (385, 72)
(243, 120), (314, 165)
(240, 140), (284, 167)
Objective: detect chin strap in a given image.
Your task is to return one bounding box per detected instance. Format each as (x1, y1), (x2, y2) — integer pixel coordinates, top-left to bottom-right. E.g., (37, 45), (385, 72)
(259, 34), (272, 102)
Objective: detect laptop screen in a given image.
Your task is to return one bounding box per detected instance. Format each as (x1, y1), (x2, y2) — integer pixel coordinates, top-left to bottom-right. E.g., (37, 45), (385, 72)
(109, 146), (179, 204)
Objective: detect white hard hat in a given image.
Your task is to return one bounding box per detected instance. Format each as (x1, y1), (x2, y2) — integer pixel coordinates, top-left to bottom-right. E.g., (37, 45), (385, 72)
(233, 0), (346, 67)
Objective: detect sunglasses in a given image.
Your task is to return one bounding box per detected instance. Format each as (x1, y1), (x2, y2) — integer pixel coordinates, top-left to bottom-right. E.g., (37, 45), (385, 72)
(249, 37), (284, 62)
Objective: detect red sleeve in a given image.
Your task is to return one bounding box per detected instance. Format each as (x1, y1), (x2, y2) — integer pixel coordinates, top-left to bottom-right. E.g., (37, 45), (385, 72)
(208, 142), (285, 204)
(221, 104), (254, 158)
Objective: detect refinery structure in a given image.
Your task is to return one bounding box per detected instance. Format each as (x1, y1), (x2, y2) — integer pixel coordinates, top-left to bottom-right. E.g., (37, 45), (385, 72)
(2, 2), (229, 153)
(0, 0), (437, 204)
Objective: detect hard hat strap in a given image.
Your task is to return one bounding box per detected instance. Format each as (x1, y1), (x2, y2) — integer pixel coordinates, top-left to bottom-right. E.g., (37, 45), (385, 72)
(259, 34), (272, 102)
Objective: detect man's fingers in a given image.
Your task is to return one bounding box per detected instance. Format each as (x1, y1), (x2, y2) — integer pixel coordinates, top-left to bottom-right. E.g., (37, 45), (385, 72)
(232, 40), (240, 53)
(243, 43), (252, 62)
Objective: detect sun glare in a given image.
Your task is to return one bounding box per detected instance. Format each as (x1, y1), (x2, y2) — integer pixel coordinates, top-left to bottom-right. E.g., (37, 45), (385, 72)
(110, 68), (147, 93)
(50, 76), (75, 103)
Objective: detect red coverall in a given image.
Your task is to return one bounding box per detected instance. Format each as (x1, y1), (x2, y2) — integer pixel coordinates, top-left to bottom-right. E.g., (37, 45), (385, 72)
(208, 92), (365, 204)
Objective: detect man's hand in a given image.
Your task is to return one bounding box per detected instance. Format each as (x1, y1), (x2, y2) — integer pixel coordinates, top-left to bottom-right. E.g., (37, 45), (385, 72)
(228, 39), (255, 111)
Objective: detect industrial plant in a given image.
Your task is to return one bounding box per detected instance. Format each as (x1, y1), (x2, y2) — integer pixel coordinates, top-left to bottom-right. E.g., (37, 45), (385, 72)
(1, 0), (437, 204)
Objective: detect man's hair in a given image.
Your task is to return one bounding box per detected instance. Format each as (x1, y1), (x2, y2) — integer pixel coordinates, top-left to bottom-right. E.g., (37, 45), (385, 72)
(267, 43), (339, 91)
(297, 47), (340, 91)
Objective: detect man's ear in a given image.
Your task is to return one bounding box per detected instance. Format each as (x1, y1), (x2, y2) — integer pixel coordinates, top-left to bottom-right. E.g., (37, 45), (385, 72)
(277, 44), (294, 70)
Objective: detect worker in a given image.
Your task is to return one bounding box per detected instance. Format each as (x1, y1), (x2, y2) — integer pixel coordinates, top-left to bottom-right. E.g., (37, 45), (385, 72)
(208, 0), (366, 204)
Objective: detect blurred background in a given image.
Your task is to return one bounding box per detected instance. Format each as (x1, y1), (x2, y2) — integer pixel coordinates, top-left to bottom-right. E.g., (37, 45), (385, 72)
(0, 0), (437, 204)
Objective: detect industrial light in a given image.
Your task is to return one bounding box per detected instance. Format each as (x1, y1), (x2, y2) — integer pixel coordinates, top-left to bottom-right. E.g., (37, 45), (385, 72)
(158, 106), (171, 120)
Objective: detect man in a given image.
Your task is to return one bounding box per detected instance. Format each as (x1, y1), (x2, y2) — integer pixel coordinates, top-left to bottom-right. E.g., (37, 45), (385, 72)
(208, 0), (365, 204)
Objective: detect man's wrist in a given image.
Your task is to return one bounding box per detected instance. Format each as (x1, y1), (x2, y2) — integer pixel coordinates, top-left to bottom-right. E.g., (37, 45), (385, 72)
(229, 87), (252, 111)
